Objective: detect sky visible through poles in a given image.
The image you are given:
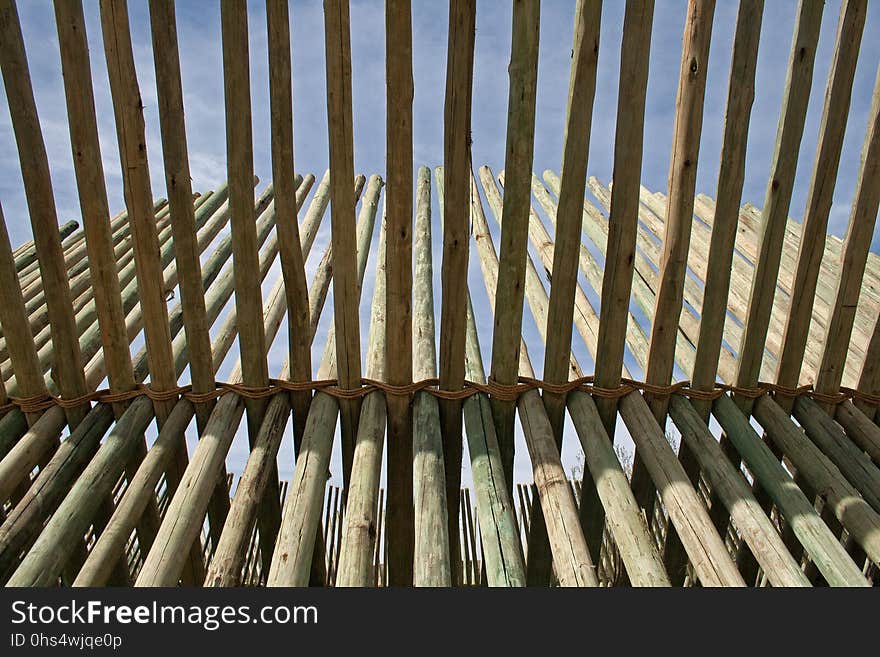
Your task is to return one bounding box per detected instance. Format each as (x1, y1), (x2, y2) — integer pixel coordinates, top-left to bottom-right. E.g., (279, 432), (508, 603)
(1, 0), (878, 488)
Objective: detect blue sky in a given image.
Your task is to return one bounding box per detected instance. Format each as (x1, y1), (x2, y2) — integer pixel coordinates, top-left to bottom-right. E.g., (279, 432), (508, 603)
(1, 0), (879, 486)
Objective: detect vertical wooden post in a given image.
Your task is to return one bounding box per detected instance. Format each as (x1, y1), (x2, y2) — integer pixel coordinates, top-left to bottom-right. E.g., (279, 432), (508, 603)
(590, 0), (654, 429)
(636, 0), (716, 584)
(439, 0), (476, 587)
(221, 0), (281, 574)
(101, 0), (178, 426)
(530, 0), (600, 584)
(0, 0), (90, 428)
(55, 0), (136, 407)
(150, 0), (216, 428)
(266, 0), (312, 449)
(690, 0), (763, 409)
(324, 0), (362, 489)
(384, 0), (415, 586)
(490, 0), (541, 495)
(437, 166), (526, 586)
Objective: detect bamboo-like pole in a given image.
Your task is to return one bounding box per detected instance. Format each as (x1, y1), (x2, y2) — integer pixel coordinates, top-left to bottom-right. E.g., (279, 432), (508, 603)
(384, 0), (415, 587)
(816, 66), (880, 398)
(438, 0), (476, 586)
(324, 0), (362, 490)
(0, 403), (115, 582)
(490, 0), (540, 504)
(712, 393), (868, 586)
(834, 401), (880, 466)
(685, 0), (764, 561)
(8, 395), (157, 586)
(775, 0), (867, 404)
(0, 0), (90, 428)
(136, 265), (291, 586)
(489, 172), (668, 587)
(855, 312), (880, 420)
(591, 0), (653, 434)
(437, 167), (525, 586)
(12, 220), (78, 274)
(267, 175), (383, 587)
(577, 176), (742, 381)
(335, 210), (390, 587)
(266, 0), (312, 452)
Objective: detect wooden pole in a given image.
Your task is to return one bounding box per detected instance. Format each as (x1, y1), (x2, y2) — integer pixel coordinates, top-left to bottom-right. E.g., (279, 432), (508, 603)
(617, 392), (745, 587)
(221, 0), (280, 575)
(438, 0), (476, 586)
(531, 0), (600, 584)
(815, 65), (880, 398)
(324, 0), (362, 490)
(686, 0), (763, 563)
(203, 190), (336, 587)
(794, 396), (880, 513)
(55, 0), (136, 411)
(733, 0), (824, 405)
(267, 0), (312, 451)
(408, 166), (451, 586)
(753, 395), (880, 567)
(336, 211), (390, 587)
(712, 393), (868, 586)
(384, 0), (416, 588)
(150, 0), (217, 431)
(775, 0), (867, 402)
(74, 179), (320, 586)
(490, 0), (541, 500)
(469, 169), (598, 586)
(638, 0), (716, 583)
(0, 209), (46, 428)
(267, 176), (383, 587)
(0, 0), (90, 428)
(667, 395), (809, 586)
(591, 0), (653, 433)
(100, 11), (181, 535)
(437, 166), (526, 586)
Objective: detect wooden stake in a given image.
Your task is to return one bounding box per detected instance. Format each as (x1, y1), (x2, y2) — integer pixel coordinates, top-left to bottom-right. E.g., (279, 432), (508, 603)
(490, 0), (541, 498)
(267, 0), (312, 450)
(438, 0), (475, 585)
(324, 0), (362, 489)
(384, 0), (416, 588)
